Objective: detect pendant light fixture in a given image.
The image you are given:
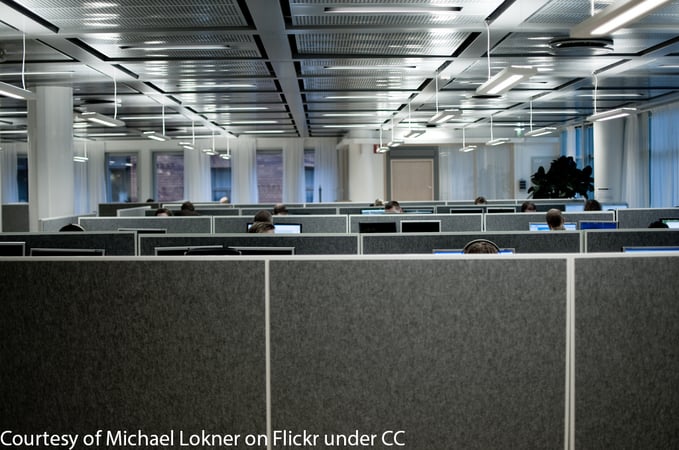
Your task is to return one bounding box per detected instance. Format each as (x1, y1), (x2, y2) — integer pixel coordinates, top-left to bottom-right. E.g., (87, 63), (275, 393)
(376, 125), (390, 153)
(403, 102), (425, 138)
(485, 114), (509, 146)
(524, 99), (557, 137)
(586, 72), (637, 122)
(428, 73), (460, 124)
(220, 134), (232, 159)
(145, 104), (170, 141)
(0, 33), (35, 100)
(387, 115), (403, 147)
(459, 127), (477, 152)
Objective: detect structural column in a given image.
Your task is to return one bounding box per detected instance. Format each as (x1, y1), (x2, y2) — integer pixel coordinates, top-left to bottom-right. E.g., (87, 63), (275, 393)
(27, 85), (74, 231)
(592, 119), (625, 203)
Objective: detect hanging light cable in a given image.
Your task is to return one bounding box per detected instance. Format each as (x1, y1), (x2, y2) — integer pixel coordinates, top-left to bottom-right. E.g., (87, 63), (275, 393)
(459, 127), (476, 152)
(525, 98), (557, 137)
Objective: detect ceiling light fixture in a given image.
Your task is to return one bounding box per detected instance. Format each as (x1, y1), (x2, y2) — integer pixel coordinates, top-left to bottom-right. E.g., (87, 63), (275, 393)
(74, 139), (89, 162)
(571, 0), (672, 38)
(324, 6), (460, 14)
(586, 72), (637, 122)
(376, 125), (390, 153)
(78, 111), (125, 127)
(388, 115), (403, 147)
(459, 127), (476, 152)
(145, 104), (171, 141)
(475, 21), (536, 97)
(428, 73), (460, 124)
(220, 135), (232, 160)
(120, 44), (231, 51)
(404, 102), (426, 139)
(485, 114), (510, 146)
(0, 82), (35, 100)
(524, 99), (557, 137)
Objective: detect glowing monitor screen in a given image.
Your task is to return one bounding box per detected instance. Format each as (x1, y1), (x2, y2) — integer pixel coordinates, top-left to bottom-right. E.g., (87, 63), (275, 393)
(622, 246), (679, 253)
(661, 218), (679, 229)
(529, 222), (576, 231)
(579, 221), (617, 230)
(432, 248), (514, 255)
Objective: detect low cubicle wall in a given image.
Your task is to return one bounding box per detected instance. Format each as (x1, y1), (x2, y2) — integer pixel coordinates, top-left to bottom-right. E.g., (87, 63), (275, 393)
(79, 216), (213, 234)
(3, 254), (678, 448)
(617, 207), (679, 228)
(584, 229), (679, 252)
(485, 211), (615, 231)
(214, 215), (348, 234)
(361, 231), (582, 254)
(138, 233), (360, 255)
(0, 231), (136, 255)
(349, 213), (483, 233)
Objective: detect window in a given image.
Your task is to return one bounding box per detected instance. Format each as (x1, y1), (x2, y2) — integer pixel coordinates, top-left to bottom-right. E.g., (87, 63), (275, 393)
(17, 155), (28, 202)
(210, 155), (232, 201)
(304, 148), (315, 202)
(154, 152), (184, 201)
(106, 154), (138, 202)
(256, 150), (283, 203)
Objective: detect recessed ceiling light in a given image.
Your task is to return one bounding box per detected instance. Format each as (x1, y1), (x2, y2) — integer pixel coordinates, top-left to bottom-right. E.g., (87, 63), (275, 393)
(324, 6), (461, 14)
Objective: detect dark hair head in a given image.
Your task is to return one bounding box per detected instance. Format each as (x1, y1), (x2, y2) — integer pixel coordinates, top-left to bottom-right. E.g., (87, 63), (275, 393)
(463, 239), (500, 254)
(521, 201), (536, 212)
(154, 207), (173, 216)
(59, 223), (85, 232)
(474, 196), (487, 205)
(248, 221), (276, 233)
(253, 209), (273, 223)
(273, 203), (288, 215)
(180, 201), (195, 211)
(584, 199), (602, 211)
(648, 220), (669, 228)
(384, 200), (401, 212)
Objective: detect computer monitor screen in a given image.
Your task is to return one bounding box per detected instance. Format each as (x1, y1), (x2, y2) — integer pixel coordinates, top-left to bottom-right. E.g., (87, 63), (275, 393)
(402, 207), (434, 214)
(579, 221), (618, 230)
(184, 247), (241, 256)
(661, 218), (679, 229)
(232, 246), (295, 255)
(0, 241), (26, 256)
(622, 246), (679, 253)
(118, 227), (167, 234)
(448, 207), (484, 214)
(273, 223), (302, 234)
(529, 222), (577, 231)
(400, 220), (441, 233)
(486, 207), (516, 213)
(154, 245), (224, 256)
(601, 202), (628, 211)
(565, 203), (585, 212)
(360, 208), (385, 215)
(30, 248), (105, 256)
(247, 223), (302, 234)
(358, 222), (397, 233)
(432, 248), (514, 255)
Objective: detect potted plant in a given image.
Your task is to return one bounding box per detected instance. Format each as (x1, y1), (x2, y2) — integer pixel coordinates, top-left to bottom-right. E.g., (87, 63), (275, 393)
(528, 156), (594, 199)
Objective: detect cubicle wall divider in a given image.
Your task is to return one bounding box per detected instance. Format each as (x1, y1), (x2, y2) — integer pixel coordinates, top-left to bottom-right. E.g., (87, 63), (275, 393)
(3, 254), (677, 448)
(349, 213), (483, 233)
(583, 229), (679, 252)
(0, 231), (137, 255)
(484, 211), (616, 232)
(617, 208), (679, 229)
(213, 215), (349, 234)
(79, 216), (213, 234)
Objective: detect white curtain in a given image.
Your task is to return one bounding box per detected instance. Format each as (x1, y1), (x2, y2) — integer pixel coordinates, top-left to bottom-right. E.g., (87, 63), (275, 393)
(283, 138), (305, 203)
(649, 104), (679, 207)
(87, 142), (107, 212)
(0, 143), (21, 202)
(439, 146), (475, 200)
(310, 138), (339, 202)
(620, 112), (650, 208)
(476, 144), (512, 199)
(184, 146), (212, 201)
(73, 141), (89, 214)
(231, 138), (258, 203)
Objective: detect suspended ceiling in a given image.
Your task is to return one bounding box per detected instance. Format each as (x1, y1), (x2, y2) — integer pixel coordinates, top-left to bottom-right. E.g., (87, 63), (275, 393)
(1, 0), (679, 143)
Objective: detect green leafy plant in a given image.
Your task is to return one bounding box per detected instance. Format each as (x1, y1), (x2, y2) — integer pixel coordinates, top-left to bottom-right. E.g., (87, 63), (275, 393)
(528, 156), (594, 199)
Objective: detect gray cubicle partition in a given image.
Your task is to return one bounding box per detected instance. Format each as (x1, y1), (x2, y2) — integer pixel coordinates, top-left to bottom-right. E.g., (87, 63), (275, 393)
(98, 202), (160, 216)
(139, 233), (360, 255)
(574, 255), (679, 448)
(349, 213), (482, 233)
(485, 211), (615, 231)
(0, 232), (137, 255)
(214, 215), (348, 234)
(617, 207), (679, 228)
(163, 207), (240, 216)
(584, 229), (679, 252)
(361, 231), (582, 254)
(269, 257), (566, 449)
(0, 258), (266, 439)
(79, 216), (213, 234)
(39, 213), (96, 232)
(2, 203), (29, 232)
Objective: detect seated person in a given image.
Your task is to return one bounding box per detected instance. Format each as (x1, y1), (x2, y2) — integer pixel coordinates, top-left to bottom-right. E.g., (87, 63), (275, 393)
(584, 199), (602, 211)
(520, 201), (536, 212)
(474, 196), (487, 205)
(253, 209), (273, 223)
(59, 223), (85, 232)
(176, 201), (200, 216)
(463, 239), (500, 254)
(154, 207), (173, 216)
(648, 220), (669, 228)
(273, 203), (288, 215)
(384, 200), (402, 213)
(248, 222), (275, 234)
(546, 208), (565, 230)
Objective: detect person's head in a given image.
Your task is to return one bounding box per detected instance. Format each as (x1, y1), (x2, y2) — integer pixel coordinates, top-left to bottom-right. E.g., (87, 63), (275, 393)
(181, 201), (195, 212)
(372, 198), (384, 207)
(219, 196), (229, 204)
(648, 220), (669, 228)
(463, 239), (500, 254)
(273, 203), (288, 215)
(546, 208), (565, 230)
(474, 196), (487, 205)
(521, 201), (537, 212)
(248, 221), (275, 234)
(59, 223), (85, 232)
(384, 200), (402, 213)
(253, 209), (273, 223)
(584, 199), (602, 211)
(154, 207), (173, 217)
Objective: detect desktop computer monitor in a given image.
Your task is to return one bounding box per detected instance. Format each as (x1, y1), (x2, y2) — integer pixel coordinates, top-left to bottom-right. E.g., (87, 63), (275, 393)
(30, 248), (105, 256)
(661, 218), (679, 229)
(529, 222), (577, 231)
(0, 241), (26, 256)
(432, 248), (515, 255)
(358, 222), (397, 233)
(247, 223), (302, 234)
(579, 221), (617, 230)
(400, 220), (441, 233)
(154, 245), (224, 256)
(622, 246), (679, 253)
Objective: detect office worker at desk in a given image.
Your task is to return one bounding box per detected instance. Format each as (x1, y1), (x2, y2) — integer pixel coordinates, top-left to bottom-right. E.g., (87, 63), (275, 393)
(384, 200), (402, 213)
(546, 208), (565, 230)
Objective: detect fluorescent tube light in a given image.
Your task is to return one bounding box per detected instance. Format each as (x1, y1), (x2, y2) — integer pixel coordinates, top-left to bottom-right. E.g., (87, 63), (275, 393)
(219, 153), (231, 160)
(0, 82), (35, 101)
(325, 6), (460, 14)
(120, 44), (231, 51)
(376, 146), (390, 153)
(78, 111), (125, 127)
(485, 138), (510, 146)
(73, 156), (89, 162)
(525, 127), (557, 137)
(428, 109), (460, 125)
(388, 139), (404, 148)
(459, 145), (477, 152)
(586, 107), (637, 122)
(475, 66), (537, 97)
(404, 129), (426, 138)
(571, 0), (672, 38)
(144, 131), (170, 141)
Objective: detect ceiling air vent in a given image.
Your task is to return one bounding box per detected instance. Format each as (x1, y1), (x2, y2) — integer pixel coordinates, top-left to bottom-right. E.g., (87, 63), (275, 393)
(548, 37), (614, 56)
